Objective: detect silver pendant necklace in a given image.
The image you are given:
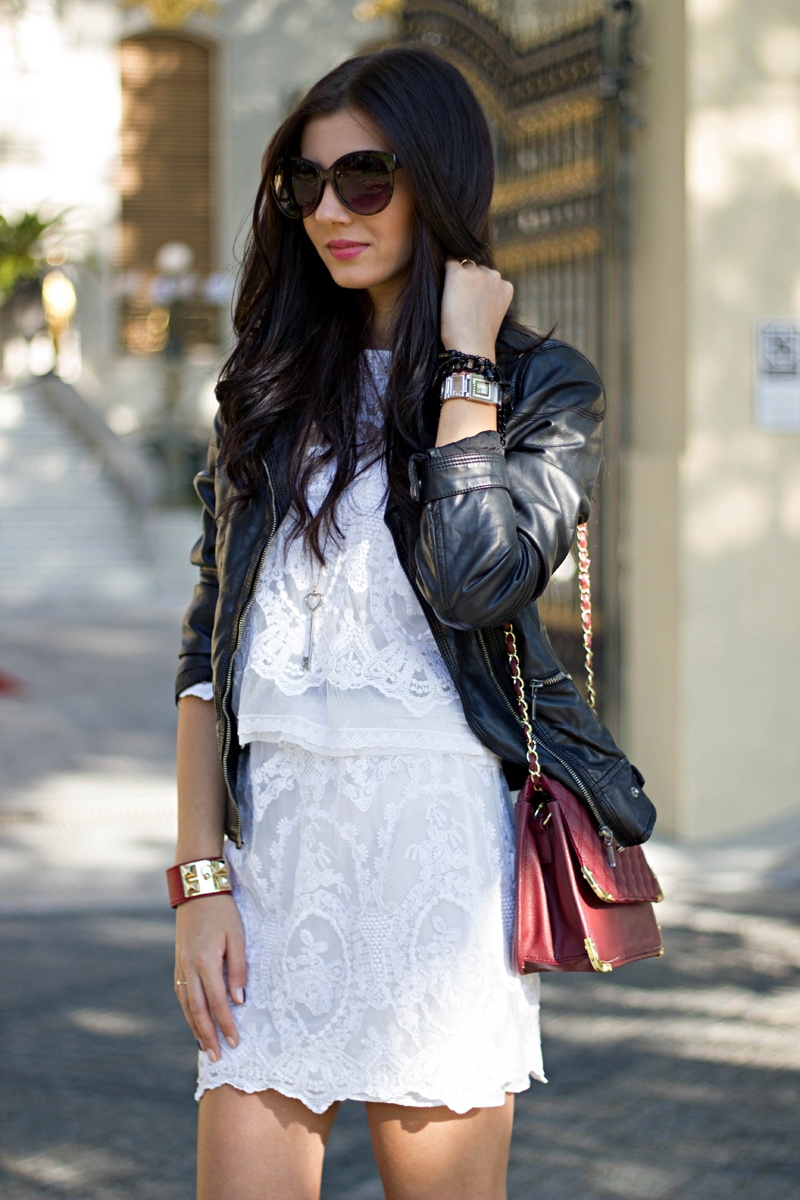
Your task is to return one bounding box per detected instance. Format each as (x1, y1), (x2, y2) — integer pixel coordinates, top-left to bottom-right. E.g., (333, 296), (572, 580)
(301, 556), (326, 671)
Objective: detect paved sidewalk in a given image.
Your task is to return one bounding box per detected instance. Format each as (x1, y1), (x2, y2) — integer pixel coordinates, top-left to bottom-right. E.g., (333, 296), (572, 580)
(1, 607), (799, 1199)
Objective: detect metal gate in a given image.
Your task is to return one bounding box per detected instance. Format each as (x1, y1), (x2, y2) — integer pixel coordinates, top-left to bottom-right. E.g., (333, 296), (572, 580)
(381, 0), (637, 731)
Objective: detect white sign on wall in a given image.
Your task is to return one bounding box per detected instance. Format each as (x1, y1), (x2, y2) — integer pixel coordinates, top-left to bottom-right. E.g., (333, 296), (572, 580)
(754, 319), (800, 433)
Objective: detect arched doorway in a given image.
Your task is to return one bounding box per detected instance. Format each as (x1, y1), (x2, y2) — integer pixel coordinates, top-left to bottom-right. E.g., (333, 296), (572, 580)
(119, 33), (217, 354)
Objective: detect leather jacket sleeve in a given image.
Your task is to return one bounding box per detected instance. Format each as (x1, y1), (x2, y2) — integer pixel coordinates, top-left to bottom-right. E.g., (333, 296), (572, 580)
(175, 412), (222, 700)
(410, 342), (604, 631)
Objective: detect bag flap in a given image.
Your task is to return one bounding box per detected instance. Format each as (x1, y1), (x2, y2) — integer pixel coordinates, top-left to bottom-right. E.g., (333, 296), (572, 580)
(529, 774), (663, 904)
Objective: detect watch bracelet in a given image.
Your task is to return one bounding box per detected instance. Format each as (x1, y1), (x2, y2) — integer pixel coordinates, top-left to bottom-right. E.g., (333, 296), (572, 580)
(438, 357), (513, 451)
(440, 372), (502, 407)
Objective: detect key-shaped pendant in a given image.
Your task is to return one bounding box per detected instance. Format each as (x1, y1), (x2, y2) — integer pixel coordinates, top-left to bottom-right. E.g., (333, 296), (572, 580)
(302, 590), (324, 670)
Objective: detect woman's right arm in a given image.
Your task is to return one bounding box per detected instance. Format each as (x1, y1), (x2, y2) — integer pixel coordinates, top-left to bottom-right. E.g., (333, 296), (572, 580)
(174, 695), (247, 1061)
(174, 417), (245, 1060)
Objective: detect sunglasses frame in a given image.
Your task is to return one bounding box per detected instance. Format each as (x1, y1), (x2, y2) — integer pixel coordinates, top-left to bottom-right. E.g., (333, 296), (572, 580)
(272, 151), (401, 220)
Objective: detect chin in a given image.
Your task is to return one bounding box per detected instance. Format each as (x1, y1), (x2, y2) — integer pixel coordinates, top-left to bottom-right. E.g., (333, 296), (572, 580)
(328, 264), (388, 290)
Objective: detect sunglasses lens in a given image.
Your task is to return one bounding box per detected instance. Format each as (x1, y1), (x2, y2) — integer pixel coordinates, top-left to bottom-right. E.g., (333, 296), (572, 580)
(290, 160), (322, 217)
(273, 160), (320, 219)
(337, 154), (394, 215)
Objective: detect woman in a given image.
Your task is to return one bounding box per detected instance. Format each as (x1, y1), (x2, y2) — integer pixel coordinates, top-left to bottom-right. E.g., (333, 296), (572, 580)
(173, 46), (614, 1200)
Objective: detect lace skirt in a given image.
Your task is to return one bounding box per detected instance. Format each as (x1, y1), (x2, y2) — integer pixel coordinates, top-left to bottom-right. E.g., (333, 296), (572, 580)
(196, 741), (545, 1114)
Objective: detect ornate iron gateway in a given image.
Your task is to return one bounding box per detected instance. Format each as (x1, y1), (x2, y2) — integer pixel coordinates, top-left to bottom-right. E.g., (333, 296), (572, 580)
(382, 0), (638, 730)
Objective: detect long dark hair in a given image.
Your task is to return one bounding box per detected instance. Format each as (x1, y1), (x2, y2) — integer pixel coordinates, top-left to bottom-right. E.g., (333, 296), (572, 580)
(216, 45), (540, 562)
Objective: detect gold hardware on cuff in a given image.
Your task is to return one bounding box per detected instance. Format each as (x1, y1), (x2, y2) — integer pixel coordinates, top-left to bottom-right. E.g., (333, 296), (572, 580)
(167, 857), (233, 906)
(441, 372), (501, 407)
(181, 858), (230, 897)
(584, 936), (613, 972)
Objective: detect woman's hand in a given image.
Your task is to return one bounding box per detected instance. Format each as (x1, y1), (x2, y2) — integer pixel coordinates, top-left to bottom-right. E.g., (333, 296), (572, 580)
(175, 893), (247, 1062)
(440, 257), (514, 362)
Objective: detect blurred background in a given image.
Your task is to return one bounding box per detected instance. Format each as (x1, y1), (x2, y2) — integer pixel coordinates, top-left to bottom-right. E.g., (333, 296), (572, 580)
(1, 1), (799, 1197)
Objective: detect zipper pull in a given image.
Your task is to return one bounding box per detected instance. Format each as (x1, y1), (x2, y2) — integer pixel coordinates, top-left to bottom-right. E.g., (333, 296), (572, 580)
(599, 826), (616, 868)
(530, 682), (539, 722)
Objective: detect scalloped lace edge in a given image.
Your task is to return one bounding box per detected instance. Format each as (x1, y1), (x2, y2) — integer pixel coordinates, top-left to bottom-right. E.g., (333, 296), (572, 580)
(194, 1068), (546, 1113)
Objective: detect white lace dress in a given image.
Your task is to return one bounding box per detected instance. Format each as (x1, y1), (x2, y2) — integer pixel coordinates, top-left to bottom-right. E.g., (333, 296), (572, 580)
(193, 352), (544, 1113)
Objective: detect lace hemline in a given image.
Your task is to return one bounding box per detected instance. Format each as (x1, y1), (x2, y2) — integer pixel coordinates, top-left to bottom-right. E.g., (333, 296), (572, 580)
(194, 1065), (545, 1114)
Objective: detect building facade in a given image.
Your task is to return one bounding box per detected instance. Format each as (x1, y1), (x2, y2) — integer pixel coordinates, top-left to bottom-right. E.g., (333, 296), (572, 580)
(1, 0), (799, 840)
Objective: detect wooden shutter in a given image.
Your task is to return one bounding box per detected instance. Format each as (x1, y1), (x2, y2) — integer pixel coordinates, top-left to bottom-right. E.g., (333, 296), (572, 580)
(119, 33), (216, 351)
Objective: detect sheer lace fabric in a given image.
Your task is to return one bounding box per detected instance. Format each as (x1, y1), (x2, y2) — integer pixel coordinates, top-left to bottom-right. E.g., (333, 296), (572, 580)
(232, 358), (480, 758)
(196, 351), (544, 1111)
(196, 744), (544, 1112)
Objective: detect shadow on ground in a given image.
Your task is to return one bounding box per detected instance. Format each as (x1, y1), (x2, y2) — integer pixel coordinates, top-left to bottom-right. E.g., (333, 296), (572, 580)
(0, 897), (797, 1200)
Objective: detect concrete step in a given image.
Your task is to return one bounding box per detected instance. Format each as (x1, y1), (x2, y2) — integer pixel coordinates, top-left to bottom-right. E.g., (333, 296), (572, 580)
(0, 383), (155, 604)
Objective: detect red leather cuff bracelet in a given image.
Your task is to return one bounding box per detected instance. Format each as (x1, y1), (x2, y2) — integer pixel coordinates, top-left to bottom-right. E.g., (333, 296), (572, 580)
(167, 858), (232, 907)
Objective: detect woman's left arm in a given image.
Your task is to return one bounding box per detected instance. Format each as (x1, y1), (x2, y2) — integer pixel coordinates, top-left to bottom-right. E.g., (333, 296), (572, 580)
(434, 258), (511, 445)
(412, 341), (604, 631)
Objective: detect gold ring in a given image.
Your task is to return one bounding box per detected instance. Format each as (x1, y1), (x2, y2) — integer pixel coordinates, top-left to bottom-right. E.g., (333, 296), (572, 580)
(460, 258), (476, 268)
(175, 980), (188, 987)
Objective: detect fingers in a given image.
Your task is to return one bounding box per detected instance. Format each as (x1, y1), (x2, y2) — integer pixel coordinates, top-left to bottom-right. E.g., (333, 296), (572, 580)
(174, 895), (248, 1061)
(440, 258), (513, 360)
(185, 970), (225, 1061)
(175, 974), (205, 1047)
(226, 926), (248, 1007)
(180, 964), (235, 1061)
(444, 256), (505, 280)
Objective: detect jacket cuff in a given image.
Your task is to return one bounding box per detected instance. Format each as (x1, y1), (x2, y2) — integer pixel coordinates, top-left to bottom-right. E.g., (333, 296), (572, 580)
(409, 431), (509, 504)
(175, 665), (213, 705)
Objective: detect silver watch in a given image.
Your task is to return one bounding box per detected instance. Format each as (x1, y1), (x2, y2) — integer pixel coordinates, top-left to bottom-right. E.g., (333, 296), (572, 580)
(440, 372), (502, 408)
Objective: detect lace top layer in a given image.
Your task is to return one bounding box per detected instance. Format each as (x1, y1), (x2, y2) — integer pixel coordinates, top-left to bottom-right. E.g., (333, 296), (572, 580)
(233, 351), (491, 760)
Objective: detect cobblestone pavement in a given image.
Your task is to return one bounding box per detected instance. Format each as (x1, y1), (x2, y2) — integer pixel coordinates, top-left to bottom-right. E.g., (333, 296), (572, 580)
(1, 608), (799, 1199)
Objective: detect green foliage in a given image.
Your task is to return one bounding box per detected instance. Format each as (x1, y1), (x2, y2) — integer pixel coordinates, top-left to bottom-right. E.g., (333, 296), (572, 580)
(0, 210), (64, 302)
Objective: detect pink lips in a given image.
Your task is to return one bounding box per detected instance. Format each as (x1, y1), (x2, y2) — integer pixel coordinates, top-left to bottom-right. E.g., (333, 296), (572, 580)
(327, 240), (369, 260)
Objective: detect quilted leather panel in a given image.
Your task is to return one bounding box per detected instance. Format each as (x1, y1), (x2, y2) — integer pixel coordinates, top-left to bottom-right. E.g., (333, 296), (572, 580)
(519, 774), (663, 904)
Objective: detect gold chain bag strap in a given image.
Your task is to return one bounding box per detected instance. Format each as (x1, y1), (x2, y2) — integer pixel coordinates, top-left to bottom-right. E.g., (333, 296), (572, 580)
(503, 524), (664, 974)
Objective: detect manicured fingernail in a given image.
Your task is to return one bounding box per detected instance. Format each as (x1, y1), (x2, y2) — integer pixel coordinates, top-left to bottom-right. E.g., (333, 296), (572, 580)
(207, 1047), (219, 1063)
(196, 1039), (204, 1052)
(226, 1036), (237, 1049)
(232, 987), (244, 1005)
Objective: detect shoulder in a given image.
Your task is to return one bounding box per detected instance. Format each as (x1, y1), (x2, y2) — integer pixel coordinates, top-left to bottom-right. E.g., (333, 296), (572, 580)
(504, 339), (605, 422)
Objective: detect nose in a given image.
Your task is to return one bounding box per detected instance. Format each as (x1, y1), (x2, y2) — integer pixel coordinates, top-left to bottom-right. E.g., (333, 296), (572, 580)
(313, 179), (351, 224)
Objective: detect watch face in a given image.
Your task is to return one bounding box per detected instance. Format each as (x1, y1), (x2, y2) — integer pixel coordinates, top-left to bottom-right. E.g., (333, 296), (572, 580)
(442, 373), (499, 405)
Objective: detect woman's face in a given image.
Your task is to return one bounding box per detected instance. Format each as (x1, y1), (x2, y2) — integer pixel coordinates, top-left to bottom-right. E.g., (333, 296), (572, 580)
(300, 108), (414, 298)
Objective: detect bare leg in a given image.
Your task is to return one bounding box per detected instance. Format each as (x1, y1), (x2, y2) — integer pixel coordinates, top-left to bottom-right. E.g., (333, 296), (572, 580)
(197, 1085), (339, 1200)
(366, 1094), (515, 1200)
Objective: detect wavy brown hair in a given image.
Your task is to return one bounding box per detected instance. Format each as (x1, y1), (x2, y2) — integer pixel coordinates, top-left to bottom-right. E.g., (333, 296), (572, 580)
(216, 45), (541, 562)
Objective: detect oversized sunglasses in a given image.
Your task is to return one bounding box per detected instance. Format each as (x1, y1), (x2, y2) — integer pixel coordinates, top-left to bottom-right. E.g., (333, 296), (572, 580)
(271, 151), (401, 219)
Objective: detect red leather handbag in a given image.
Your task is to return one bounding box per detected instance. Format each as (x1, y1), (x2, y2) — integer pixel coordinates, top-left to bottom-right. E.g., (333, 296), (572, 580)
(505, 526), (663, 974)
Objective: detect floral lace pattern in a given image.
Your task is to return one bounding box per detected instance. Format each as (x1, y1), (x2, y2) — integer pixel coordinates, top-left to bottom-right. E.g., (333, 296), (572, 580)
(196, 742), (544, 1113)
(232, 350), (466, 746)
(236, 454), (458, 716)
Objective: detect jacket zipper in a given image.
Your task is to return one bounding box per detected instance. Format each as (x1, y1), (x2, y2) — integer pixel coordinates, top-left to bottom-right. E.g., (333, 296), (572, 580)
(477, 637), (618, 860)
(476, 630), (521, 722)
(529, 671), (568, 720)
(220, 463), (279, 847)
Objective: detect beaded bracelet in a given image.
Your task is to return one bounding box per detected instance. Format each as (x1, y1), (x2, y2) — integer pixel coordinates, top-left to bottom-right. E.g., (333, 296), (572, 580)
(435, 350), (507, 387)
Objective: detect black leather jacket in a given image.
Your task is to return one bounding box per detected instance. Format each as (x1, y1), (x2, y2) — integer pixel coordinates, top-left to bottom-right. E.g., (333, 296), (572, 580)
(177, 339), (656, 849)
